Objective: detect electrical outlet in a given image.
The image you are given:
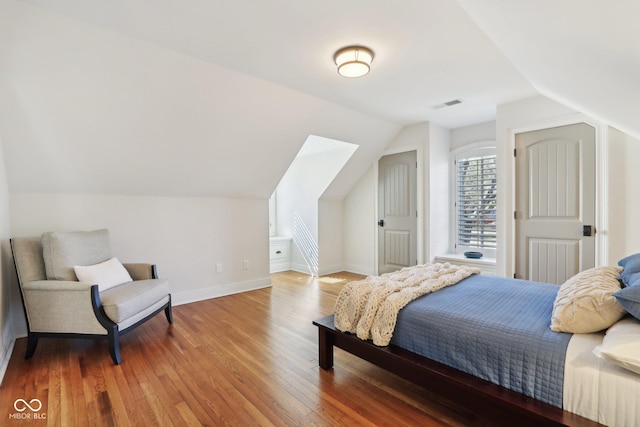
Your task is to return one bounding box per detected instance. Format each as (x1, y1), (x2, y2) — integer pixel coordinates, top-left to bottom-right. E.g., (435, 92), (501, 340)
(242, 260), (249, 270)
(216, 263), (223, 274)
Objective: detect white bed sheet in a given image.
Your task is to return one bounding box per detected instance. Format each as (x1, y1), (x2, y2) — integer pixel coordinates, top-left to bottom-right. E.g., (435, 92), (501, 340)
(564, 325), (640, 426)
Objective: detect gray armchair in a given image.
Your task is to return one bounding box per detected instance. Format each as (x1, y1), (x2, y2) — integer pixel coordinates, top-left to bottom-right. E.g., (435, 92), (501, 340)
(10, 229), (173, 365)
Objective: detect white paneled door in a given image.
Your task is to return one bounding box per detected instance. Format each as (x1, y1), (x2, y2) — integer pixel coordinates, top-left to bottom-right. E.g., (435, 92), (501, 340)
(378, 151), (417, 274)
(515, 123), (596, 284)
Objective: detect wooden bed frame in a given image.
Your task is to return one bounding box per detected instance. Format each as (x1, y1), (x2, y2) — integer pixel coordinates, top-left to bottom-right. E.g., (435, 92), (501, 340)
(313, 314), (603, 427)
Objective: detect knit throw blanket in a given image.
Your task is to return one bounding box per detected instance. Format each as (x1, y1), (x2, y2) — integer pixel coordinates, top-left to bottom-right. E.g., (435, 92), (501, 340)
(334, 263), (480, 346)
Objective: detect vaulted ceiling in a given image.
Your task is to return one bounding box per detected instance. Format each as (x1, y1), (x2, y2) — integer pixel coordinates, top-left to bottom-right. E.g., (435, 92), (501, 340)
(0, 0), (636, 200)
(457, 0), (640, 140)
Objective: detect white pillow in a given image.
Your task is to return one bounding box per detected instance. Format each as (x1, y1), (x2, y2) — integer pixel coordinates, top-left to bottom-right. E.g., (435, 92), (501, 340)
(74, 257), (133, 292)
(550, 265), (625, 333)
(593, 317), (640, 375)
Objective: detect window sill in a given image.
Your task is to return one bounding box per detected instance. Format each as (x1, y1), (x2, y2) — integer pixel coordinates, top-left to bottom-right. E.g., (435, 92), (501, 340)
(434, 254), (496, 275)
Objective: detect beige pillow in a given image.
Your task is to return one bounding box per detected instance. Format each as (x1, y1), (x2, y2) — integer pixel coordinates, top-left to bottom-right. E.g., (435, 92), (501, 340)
(42, 229), (111, 281)
(550, 266), (625, 333)
(593, 317), (640, 375)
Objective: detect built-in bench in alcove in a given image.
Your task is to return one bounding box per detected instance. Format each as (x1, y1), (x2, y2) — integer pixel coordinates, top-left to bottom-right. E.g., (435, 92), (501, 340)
(269, 236), (292, 273)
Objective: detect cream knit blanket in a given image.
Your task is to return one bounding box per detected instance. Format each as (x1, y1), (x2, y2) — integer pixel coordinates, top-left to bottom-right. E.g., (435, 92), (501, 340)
(333, 263), (480, 346)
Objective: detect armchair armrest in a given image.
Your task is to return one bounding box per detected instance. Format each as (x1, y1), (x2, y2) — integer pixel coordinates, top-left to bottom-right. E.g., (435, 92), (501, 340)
(122, 263), (158, 280)
(22, 280), (93, 291)
(21, 280), (107, 335)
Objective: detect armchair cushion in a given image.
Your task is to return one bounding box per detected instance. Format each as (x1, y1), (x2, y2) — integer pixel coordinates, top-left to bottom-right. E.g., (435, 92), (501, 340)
(100, 279), (170, 323)
(74, 257), (133, 292)
(42, 229), (112, 281)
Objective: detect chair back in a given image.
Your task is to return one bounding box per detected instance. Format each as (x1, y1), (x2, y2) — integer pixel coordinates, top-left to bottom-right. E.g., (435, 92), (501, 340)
(11, 237), (47, 285)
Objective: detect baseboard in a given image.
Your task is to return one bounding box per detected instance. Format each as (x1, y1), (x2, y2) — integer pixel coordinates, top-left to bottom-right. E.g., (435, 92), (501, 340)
(12, 321), (27, 340)
(172, 277), (272, 306)
(342, 264), (375, 276)
(0, 321), (16, 386)
(317, 264), (344, 276)
(269, 260), (291, 273)
(291, 263), (373, 277)
(290, 263), (313, 275)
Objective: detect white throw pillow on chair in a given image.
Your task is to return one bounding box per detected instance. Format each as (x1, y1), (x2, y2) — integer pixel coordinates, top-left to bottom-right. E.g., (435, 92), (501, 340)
(74, 257), (133, 291)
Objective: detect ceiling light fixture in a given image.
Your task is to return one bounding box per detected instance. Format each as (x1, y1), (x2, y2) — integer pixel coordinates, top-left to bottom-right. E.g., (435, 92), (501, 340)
(333, 46), (374, 78)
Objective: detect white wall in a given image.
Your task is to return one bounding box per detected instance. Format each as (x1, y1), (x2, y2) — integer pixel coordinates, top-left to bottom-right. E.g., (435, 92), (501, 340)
(427, 123), (450, 261)
(0, 1), (400, 203)
(9, 193), (270, 326)
(607, 127), (640, 263)
(0, 133), (13, 384)
(277, 148), (352, 240)
(276, 152), (321, 239)
(450, 121), (496, 151)
(342, 166), (376, 276)
(318, 199), (344, 275)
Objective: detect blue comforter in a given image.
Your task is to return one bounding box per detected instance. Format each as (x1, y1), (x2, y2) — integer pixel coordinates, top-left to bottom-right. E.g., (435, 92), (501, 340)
(390, 274), (572, 407)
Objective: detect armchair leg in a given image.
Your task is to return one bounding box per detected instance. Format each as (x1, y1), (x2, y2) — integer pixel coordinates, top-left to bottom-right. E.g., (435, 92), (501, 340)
(164, 304), (173, 324)
(107, 328), (121, 365)
(25, 334), (38, 359)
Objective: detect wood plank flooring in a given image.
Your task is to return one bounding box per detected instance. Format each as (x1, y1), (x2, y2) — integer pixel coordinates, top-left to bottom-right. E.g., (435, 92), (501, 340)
(0, 271), (502, 426)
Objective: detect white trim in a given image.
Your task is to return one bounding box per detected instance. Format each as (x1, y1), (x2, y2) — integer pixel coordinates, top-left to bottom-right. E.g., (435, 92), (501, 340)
(12, 322), (26, 340)
(448, 139), (498, 252)
(171, 278), (272, 306)
(595, 123), (609, 265)
(416, 147), (424, 266)
(0, 341), (15, 386)
(450, 140), (496, 156)
(504, 113), (608, 277)
(269, 262), (291, 273)
(318, 264), (345, 276)
(434, 254), (497, 275)
(291, 262), (313, 275)
(342, 263), (375, 276)
(0, 320), (16, 386)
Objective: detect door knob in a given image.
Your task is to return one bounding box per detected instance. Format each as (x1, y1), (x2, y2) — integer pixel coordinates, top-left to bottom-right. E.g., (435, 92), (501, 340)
(378, 219), (384, 227)
(583, 225), (595, 236)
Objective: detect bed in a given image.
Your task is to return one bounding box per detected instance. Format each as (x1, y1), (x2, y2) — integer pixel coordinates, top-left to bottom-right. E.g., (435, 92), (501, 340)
(313, 259), (640, 427)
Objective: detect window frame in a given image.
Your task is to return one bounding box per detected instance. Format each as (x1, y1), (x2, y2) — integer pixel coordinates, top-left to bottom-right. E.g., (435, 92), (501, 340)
(450, 142), (497, 258)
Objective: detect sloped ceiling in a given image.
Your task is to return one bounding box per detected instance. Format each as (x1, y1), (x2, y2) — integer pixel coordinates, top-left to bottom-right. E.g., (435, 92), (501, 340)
(457, 0), (640, 140)
(15, 0), (537, 128)
(0, 0), (636, 200)
(0, 0), (401, 199)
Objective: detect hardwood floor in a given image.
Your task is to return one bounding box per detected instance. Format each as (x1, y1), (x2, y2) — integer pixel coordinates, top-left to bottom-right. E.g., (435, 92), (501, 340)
(1, 271), (500, 426)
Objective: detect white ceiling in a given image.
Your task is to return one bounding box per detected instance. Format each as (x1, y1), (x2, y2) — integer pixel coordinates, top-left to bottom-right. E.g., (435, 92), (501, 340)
(18, 0), (538, 129)
(0, 0), (638, 200)
(457, 0), (640, 140)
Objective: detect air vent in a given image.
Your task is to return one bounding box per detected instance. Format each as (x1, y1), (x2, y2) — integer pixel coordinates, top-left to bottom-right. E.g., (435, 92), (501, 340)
(432, 99), (463, 110)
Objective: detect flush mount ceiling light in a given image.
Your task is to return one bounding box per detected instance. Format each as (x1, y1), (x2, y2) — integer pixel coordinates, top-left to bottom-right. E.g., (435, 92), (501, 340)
(333, 46), (374, 78)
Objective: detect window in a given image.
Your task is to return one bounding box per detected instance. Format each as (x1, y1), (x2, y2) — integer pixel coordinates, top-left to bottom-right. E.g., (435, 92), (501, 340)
(454, 146), (497, 256)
